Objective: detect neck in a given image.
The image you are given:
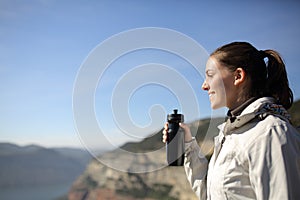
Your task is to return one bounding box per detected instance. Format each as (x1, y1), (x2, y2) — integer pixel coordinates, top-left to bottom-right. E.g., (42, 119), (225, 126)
(228, 97), (258, 117)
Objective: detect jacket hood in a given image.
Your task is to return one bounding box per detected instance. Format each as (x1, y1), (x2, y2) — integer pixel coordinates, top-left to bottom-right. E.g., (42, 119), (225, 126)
(241, 97), (290, 121)
(219, 97), (291, 134)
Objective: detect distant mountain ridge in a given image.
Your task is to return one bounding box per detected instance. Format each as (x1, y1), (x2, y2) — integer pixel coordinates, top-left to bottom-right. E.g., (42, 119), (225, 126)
(0, 143), (92, 187)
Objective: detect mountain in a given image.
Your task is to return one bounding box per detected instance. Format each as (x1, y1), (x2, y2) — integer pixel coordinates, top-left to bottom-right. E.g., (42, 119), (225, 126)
(0, 143), (92, 187)
(68, 117), (223, 200)
(68, 99), (300, 200)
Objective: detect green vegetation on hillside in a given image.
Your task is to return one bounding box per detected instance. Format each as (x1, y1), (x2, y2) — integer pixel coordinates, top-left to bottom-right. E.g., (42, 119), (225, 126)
(121, 99), (300, 154)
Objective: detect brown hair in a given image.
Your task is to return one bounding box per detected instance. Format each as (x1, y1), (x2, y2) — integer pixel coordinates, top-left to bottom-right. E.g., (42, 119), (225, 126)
(211, 41), (293, 109)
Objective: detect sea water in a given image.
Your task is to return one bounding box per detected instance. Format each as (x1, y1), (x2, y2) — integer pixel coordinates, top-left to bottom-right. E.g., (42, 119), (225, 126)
(0, 182), (72, 200)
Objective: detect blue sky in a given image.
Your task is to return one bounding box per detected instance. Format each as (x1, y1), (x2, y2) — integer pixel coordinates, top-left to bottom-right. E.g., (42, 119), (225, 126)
(1, 0), (300, 149)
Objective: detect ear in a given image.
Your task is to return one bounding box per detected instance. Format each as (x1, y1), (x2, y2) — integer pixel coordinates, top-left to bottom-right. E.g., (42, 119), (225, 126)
(234, 68), (246, 86)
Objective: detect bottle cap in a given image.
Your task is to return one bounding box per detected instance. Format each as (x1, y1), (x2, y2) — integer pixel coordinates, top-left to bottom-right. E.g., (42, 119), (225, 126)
(167, 109), (184, 123)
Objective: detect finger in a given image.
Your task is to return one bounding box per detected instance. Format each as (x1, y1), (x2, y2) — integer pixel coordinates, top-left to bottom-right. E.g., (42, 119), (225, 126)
(162, 134), (167, 143)
(162, 124), (168, 143)
(164, 122), (169, 130)
(162, 129), (167, 136)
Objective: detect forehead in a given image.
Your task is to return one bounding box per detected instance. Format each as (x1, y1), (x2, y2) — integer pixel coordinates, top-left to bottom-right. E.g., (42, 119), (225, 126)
(205, 56), (220, 71)
(205, 56), (232, 76)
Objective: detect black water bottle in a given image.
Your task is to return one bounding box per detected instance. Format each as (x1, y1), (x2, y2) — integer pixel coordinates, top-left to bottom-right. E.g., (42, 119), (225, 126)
(166, 109), (185, 166)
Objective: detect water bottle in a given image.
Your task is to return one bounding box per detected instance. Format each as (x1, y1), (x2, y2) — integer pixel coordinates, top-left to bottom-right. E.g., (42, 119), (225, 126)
(166, 109), (185, 166)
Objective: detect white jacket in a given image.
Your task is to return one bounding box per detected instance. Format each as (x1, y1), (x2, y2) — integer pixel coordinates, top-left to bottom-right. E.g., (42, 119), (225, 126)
(184, 97), (300, 200)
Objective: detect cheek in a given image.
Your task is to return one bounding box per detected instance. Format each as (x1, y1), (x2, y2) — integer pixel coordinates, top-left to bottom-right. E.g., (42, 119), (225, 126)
(223, 76), (235, 94)
(213, 78), (226, 95)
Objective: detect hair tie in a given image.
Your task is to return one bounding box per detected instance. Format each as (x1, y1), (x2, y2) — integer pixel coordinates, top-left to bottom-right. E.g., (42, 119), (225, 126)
(259, 50), (267, 59)
(259, 50), (269, 79)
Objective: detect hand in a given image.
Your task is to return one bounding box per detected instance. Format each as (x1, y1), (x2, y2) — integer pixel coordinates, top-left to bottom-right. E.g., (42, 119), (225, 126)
(162, 122), (193, 143)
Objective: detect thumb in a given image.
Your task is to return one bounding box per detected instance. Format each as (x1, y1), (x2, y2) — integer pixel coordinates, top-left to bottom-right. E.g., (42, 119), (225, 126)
(179, 123), (193, 142)
(179, 122), (189, 131)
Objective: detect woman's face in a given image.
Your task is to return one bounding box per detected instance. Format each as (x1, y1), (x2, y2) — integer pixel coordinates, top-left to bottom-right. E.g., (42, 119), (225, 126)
(202, 56), (237, 110)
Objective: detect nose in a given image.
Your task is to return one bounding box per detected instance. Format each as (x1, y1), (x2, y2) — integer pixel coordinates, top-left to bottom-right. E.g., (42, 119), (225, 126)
(202, 80), (209, 91)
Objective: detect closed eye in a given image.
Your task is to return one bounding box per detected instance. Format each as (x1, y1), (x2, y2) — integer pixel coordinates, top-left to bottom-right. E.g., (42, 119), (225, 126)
(206, 70), (214, 78)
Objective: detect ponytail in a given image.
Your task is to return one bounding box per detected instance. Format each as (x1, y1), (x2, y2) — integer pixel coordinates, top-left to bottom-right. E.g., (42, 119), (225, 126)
(262, 50), (293, 109)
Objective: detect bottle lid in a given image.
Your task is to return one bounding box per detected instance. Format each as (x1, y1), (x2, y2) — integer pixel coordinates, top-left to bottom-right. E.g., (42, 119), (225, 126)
(167, 109), (184, 122)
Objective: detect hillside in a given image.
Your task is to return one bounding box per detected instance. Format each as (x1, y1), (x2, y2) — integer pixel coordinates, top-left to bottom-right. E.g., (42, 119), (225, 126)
(120, 117), (224, 155)
(68, 99), (300, 200)
(289, 99), (300, 128)
(67, 117), (225, 200)
(0, 143), (91, 187)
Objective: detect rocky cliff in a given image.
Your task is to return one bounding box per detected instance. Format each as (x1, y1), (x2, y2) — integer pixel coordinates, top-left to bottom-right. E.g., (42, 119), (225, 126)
(69, 150), (196, 200)
(68, 118), (223, 200)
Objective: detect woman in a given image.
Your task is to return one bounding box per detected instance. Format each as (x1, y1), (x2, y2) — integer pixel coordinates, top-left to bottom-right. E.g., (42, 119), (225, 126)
(163, 42), (300, 199)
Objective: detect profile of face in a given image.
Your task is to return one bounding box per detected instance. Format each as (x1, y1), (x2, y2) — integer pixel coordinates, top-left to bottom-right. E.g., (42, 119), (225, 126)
(202, 56), (239, 110)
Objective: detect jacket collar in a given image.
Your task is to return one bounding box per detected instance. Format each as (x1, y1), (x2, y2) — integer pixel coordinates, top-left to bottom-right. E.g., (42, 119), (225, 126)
(240, 97), (276, 116)
(227, 97), (258, 122)
(218, 97), (291, 134)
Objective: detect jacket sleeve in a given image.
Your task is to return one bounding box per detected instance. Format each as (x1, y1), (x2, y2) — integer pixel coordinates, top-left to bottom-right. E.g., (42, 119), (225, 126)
(184, 138), (208, 200)
(247, 123), (300, 200)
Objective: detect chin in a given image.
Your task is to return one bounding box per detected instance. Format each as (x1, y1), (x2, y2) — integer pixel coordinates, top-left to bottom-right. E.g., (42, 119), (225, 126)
(210, 102), (225, 110)
(210, 104), (218, 110)
(211, 105), (218, 110)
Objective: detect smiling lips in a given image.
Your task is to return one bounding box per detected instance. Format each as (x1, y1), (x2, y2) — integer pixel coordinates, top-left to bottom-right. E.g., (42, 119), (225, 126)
(208, 92), (215, 98)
